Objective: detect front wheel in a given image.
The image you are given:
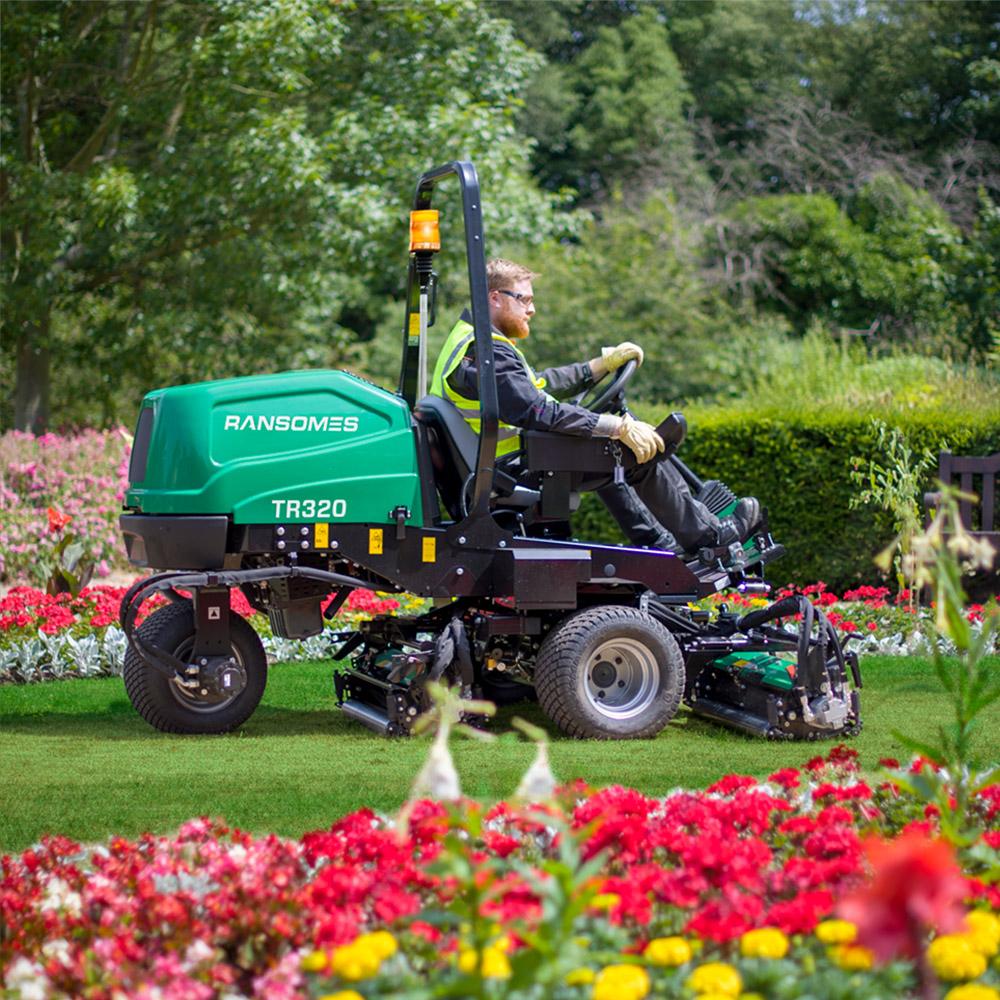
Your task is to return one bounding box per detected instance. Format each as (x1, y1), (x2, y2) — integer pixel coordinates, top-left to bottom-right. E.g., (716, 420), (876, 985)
(123, 601), (267, 734)
(534, 605), (684, 739)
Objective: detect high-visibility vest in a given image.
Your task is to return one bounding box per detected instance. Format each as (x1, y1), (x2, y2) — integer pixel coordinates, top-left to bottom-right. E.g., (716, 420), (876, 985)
(429, 318), (553, 458)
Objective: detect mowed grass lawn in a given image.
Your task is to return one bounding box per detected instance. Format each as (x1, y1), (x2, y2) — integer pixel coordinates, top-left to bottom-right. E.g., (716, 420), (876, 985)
(2, 656), (998, 854)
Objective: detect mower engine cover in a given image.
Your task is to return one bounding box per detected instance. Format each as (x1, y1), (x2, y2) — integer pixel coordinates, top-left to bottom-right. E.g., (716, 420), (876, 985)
(123, 370), (424, 565)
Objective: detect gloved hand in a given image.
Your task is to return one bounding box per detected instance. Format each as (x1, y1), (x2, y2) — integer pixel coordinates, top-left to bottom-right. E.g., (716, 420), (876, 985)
(613, 414), (664, 464)
(589, 341), (644, 379)
(601, 341), (644, 371)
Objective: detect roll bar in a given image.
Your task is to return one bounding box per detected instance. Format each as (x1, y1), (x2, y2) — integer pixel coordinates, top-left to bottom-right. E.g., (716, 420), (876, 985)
(399, 161), (499, 523)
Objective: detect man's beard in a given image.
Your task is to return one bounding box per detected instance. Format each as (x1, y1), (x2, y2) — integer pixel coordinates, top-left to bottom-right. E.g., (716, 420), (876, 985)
(497, 311), (530, 340)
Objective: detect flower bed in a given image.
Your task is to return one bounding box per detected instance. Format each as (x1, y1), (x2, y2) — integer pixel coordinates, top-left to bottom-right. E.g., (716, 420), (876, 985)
(2, 746), (998, 999)
(1, 430), (133, 586)
(0, 585), (416, 684)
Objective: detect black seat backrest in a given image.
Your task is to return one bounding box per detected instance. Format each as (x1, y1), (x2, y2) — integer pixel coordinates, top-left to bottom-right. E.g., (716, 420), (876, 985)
(413, 395), (543, 521)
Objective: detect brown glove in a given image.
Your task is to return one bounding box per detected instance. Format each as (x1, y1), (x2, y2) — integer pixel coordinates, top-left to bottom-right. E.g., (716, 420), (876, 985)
(613, 414), (664, 464)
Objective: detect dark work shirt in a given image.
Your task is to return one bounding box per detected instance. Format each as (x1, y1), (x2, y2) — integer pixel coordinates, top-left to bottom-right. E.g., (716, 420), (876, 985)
(446, 333), (600, 437)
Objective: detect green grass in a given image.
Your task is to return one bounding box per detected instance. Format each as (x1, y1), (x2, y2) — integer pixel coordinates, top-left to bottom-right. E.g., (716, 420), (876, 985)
(2, 656), (998, 854)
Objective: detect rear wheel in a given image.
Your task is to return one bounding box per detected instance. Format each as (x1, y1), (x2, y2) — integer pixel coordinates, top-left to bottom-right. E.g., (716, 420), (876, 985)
(123, 601), (267, 734)
(534, 605), (684, 739)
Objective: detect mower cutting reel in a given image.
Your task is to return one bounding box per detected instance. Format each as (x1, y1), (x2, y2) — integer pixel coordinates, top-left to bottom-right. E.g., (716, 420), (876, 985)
(117, 160), (861, 743)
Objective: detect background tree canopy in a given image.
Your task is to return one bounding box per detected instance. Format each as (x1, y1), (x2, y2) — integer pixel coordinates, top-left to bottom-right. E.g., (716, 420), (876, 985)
(2, 0), (998, 431)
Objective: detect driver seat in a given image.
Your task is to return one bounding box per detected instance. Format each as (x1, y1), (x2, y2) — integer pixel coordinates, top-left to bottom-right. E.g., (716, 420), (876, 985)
(413, 395), (543, 520)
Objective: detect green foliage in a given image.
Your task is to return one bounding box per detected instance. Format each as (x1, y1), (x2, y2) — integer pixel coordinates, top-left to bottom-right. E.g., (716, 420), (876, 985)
(724, 175), (995, 351)
(1, 0), (560, 430)
(883, 489), (1000, 845)
(573, 401), (1000, 590)
(513, 192), (784, 404)
(849, 420), (943, 595)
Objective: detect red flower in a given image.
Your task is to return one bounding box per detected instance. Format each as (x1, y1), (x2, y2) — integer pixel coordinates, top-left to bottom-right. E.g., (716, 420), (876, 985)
(47, 507), (73, 533)
(837, 831), (969, 961)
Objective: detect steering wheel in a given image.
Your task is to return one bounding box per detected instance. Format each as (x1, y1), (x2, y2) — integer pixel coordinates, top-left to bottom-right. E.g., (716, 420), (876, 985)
(571, 358), (639, 413)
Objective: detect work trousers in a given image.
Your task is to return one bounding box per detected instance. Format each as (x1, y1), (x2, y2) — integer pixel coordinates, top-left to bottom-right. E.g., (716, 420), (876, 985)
(583, 455), (720, 552)
(501, 450), (722, 553)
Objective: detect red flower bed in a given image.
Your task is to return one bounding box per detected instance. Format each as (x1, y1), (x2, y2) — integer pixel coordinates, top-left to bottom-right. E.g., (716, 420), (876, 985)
(3, 747), (998, 999)
(0, 585), (399, 638)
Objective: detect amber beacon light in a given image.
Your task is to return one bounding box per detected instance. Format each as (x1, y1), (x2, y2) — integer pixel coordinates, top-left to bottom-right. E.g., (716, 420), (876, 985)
(409, 210), (441, 252)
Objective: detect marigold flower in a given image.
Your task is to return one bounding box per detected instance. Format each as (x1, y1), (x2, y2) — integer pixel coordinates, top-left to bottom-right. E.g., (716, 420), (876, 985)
(592, 963), (650, 1000)
(964, 910), (1000, 956)
(318, 992), (365, 1000)
(740, 927), (789, 959)
(685, 962), (742, 997)
(458, 945), (511, 979)
(329, 939), (382, 980)
(300, 949), (329, 973)
(829, 944), (874, 971)
(943, 985), (1000, 1000)
(927, 934), (988, 982)
(564, 966), (596, 985)
(643, 935), (692, 966)
(815, 919), (857, 944)
(357, 930), (397, 961)
(590, 892), (621, 911)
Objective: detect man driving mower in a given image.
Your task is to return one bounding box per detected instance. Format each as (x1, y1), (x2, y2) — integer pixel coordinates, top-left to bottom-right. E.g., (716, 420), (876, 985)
(430, 258), (761, 556)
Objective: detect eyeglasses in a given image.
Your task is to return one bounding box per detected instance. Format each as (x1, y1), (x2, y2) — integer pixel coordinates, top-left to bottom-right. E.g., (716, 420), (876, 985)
(497, 289), (534, 308)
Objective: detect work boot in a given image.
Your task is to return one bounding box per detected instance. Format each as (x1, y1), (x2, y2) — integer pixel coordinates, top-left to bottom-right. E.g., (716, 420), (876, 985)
(715, 497), (761, 546)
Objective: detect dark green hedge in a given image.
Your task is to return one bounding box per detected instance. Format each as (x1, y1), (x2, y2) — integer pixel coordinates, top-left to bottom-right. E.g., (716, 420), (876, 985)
(571, 408), (1000, 590)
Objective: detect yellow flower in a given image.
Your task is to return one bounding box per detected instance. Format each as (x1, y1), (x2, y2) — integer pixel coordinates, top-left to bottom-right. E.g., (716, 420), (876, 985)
(329, 940), (381, 981)
(318, 993), (365, 1000)
(643, 935), (693, 966)
(815, 919), (858, 945)
(458, 945), (512, 979)
(828, 944), (874, 971)
(927, 934), (988, 982)
(944, 986), (1000, 1000)
(740, 928), (789, 959)
(356, 930), (397, 961)
(565, 967), (596, 986)
(592, 963), (651, 1000)
(591, 892), (621, 911)
(965, 910), (1000, 957)
(685, 962), (742, 997)
(301, 949), (329, 973)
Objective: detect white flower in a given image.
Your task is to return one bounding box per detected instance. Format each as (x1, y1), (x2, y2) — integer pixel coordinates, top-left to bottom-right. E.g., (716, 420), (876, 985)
(514, 741), (558, 802)
(40, 876), (82, 916)
(41, 938), (71, 964)
(6, 957), (49, 1000)
(184, 939), (216, 968)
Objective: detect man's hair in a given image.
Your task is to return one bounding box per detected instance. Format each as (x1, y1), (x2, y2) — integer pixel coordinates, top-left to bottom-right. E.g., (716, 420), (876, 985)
(486, 258), (538, 292)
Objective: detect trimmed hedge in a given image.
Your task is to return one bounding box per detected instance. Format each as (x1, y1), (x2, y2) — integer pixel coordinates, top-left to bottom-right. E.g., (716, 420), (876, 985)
(571, 406), (1000, 589)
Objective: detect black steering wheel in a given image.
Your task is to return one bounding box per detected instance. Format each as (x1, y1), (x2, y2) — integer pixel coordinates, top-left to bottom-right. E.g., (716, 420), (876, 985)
(571, 358), (639, 413)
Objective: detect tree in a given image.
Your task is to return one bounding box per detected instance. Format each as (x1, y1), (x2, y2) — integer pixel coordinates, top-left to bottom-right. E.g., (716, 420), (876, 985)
(1, 0), (556, 431)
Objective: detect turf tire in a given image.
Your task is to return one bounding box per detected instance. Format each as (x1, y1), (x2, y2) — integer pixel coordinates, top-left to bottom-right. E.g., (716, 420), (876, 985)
(534, 604), (684, 739)
(123, 601), (267, 734)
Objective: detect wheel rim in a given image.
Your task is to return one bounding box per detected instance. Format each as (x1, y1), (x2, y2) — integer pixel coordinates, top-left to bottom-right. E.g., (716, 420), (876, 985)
(583, 636), (659, 720)
(168, 636), (244, 714)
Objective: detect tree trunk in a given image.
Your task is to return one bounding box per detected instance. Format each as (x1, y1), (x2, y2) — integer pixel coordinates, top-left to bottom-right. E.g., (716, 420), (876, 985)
(14, 309), (51, 433)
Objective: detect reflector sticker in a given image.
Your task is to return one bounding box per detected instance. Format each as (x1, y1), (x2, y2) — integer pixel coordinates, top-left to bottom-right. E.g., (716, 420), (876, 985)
(369, 528), (383, 555)
(408, 313), (421, 337)
(422, 537), (436, 563)
(314, 522), (329, 548)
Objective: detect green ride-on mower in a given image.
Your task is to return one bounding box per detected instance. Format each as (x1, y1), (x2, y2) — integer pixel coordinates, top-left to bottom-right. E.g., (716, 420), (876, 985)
(118, 161), (861, 742)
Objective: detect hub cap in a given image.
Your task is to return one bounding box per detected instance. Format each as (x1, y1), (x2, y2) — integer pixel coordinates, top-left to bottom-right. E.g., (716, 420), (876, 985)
(169, 637), (244, 714)
(584, 637), (659, 720)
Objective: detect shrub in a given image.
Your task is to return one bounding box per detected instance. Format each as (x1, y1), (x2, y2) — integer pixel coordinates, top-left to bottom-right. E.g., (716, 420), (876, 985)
(573, 405), (1000, 589)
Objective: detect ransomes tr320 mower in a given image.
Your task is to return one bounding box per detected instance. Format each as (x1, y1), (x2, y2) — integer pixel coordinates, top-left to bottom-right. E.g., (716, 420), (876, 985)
(118, 161), (861, 742)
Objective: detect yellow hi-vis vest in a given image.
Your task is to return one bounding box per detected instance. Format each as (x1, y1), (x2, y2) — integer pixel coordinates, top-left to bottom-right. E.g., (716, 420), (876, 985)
(429, 318), (552, 458)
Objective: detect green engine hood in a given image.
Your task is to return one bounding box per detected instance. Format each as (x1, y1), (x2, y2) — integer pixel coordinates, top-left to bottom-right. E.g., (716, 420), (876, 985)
(125, 370), (423, 525)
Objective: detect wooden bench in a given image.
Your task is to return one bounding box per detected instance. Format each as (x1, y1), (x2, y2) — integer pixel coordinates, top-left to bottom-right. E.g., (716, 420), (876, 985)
(923, 451), (1000, 568)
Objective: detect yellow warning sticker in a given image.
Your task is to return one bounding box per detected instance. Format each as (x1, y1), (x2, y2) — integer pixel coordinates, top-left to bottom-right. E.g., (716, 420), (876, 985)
(369, 528), (383, 555)
(408, 313), (421, 337)
(314, 522), (329, 549)
(422, 536), (436, 563)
